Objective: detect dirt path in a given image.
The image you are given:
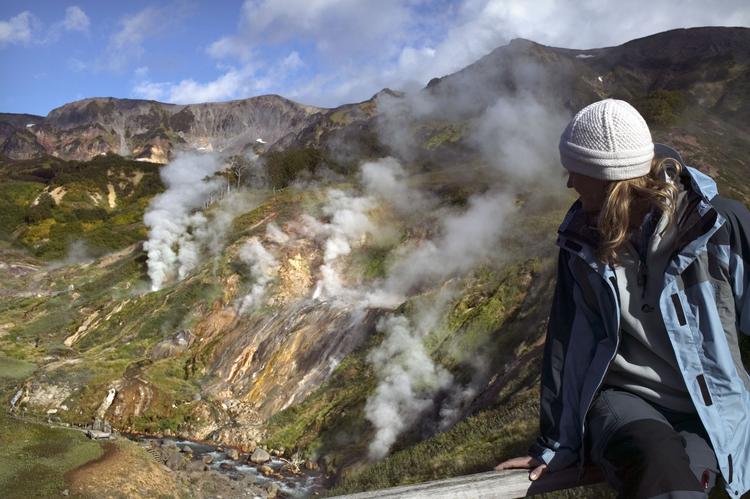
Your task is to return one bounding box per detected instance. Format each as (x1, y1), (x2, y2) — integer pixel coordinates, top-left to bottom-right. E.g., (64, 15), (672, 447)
(65, 440), (182, 498)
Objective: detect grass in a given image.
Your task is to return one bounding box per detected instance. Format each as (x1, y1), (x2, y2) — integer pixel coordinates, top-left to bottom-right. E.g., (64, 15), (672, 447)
(325, 388), (535, 494)
(0, 353), (103, 499)
(0, 411), (104, 499)
(0, 355), (36, 380)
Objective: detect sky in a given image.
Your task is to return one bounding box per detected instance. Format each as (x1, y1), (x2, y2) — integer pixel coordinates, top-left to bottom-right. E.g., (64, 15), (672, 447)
(1, 0), (749, 116)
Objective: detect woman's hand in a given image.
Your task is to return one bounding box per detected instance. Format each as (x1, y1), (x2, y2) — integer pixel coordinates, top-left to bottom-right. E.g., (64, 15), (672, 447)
(494, 455), (549, 481)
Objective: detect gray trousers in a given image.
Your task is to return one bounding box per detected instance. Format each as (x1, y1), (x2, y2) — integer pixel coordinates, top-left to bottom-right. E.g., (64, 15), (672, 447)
(585, 386), (720, 499)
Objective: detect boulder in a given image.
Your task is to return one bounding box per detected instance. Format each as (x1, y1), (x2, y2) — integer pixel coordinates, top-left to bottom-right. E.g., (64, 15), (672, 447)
(259, 464), (273, 476)
(186, 460), (206, 472)
(165, 450), (186, 471)
(250, 448), (271, 464)
(226, 448), (240, 460)
(202, 455), (214, 465)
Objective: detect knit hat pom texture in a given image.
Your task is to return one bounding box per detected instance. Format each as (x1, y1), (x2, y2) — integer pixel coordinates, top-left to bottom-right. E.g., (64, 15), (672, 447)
(559, 99), (654, 181)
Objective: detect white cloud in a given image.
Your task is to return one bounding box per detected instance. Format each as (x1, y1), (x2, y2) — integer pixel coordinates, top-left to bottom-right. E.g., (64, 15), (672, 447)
(103, 3), (191, 72)
(62, 6), (90, 32)
(213, 0), (414, 61)
(192, 0), (750, 107)
(168, 68), (252, 103)
(132, 50), (307, 104)
(105, 7), (159, 71)
(0, 11), (37, 46)
(1, 7), (90, 48)
(133, 65), (256, 104)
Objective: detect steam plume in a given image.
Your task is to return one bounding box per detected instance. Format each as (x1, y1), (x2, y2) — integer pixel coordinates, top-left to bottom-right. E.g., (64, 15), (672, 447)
(143, 153), (226, 291)
(364, 314), (453, 460)
(310, 189), (375, 302)
(237, 238), (278, 313)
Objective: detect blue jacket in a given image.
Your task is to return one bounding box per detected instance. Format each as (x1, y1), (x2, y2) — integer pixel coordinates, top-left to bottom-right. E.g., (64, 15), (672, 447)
(529, 144), (750, 497)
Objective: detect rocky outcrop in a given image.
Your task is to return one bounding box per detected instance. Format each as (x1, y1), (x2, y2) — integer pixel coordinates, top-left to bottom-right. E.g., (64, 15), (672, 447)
(1, 129), (46, 159)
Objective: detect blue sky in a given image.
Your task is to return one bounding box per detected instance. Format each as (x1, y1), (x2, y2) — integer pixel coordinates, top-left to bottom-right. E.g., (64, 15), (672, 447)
(1, 0), (749, 116)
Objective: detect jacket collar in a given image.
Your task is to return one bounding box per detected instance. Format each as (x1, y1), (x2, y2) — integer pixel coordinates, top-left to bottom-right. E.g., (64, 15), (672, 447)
(557, 143), (721, 270)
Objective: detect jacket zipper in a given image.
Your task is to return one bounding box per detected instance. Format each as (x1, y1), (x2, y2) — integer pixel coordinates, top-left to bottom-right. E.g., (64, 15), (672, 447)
(576, 270), (622, 481)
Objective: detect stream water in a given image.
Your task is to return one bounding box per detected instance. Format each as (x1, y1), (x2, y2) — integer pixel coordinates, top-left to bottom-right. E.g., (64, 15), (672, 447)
(125, 434), (327, 498)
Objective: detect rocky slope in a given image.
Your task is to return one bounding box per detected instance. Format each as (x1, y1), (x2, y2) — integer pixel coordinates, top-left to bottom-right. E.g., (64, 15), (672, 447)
(1, 26), (749, 498)
(1, 95), (322, 163)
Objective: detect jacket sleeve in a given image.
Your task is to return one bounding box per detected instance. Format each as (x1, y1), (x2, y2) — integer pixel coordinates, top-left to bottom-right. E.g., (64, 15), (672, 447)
(712, 196), (750, 336)
(527, 249), (582, 472)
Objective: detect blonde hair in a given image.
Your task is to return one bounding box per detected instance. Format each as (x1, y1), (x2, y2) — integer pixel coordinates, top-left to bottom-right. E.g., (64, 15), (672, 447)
(597, 157), (684, 265)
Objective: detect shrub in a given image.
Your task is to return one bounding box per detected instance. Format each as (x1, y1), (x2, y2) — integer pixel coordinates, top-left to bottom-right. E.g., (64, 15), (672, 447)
(73, 207), (108, 222)
(635, 89), (686, 127)
(266, 148), (324, 189)
(25, 192), (55, 223)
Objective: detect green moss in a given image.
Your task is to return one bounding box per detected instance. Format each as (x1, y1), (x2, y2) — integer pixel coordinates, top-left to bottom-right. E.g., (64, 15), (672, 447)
(351, 246), (392, 280)
(428, 260), (540, 369)
(419, 122), (467, 150)
(264, 346), (378, 458)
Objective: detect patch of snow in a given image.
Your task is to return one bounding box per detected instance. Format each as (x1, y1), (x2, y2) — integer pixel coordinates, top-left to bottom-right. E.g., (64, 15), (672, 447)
(597, 76), (604, 83)
(576, 54), (595, 59)
(256, 138), (267, 144)
(26, 123), (35, 128)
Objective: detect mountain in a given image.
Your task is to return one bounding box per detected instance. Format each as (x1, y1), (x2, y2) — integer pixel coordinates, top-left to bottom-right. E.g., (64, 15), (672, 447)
(0, 95), (321, 163)
(0, 27), (749, 498)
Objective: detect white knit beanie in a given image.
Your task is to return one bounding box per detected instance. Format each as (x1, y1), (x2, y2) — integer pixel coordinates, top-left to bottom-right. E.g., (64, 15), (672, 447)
(559, 99), (654, 181)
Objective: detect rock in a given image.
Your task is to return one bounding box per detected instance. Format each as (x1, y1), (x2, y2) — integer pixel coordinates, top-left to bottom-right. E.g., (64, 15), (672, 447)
(202, 455), (214, 465)
(219, 462), (235, 471)
(304, 459), (318, 471)
(165, 450), (186, 471)
(250, 448), (270, 464)
(62, 489), (69, 496)
(85, 429), (112, 440)
(259, 464), (273, 476)
(181, 445), (193, 454)
(226, 448), (240, 460)
(192, 393), (202, 402)
(186, 460), (206, 472)
(266, 482), (279, 498)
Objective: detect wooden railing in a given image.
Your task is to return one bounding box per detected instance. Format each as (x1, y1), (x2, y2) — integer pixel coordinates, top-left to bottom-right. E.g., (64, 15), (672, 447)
(331, 466), (605, 498)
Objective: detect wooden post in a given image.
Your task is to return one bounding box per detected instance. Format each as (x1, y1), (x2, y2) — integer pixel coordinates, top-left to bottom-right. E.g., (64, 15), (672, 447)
(330, 466), (605, 498)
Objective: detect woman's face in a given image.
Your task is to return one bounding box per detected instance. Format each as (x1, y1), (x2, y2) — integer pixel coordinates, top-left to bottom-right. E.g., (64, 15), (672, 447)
(566, 171), (610, 213)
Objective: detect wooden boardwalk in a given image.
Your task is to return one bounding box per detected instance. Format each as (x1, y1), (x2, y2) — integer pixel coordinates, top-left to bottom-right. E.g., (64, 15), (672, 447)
(332, 466), (605, 498)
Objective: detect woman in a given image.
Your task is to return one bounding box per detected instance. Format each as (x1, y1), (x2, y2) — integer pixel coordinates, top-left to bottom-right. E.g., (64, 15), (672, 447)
(495, 99), (750, 498)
